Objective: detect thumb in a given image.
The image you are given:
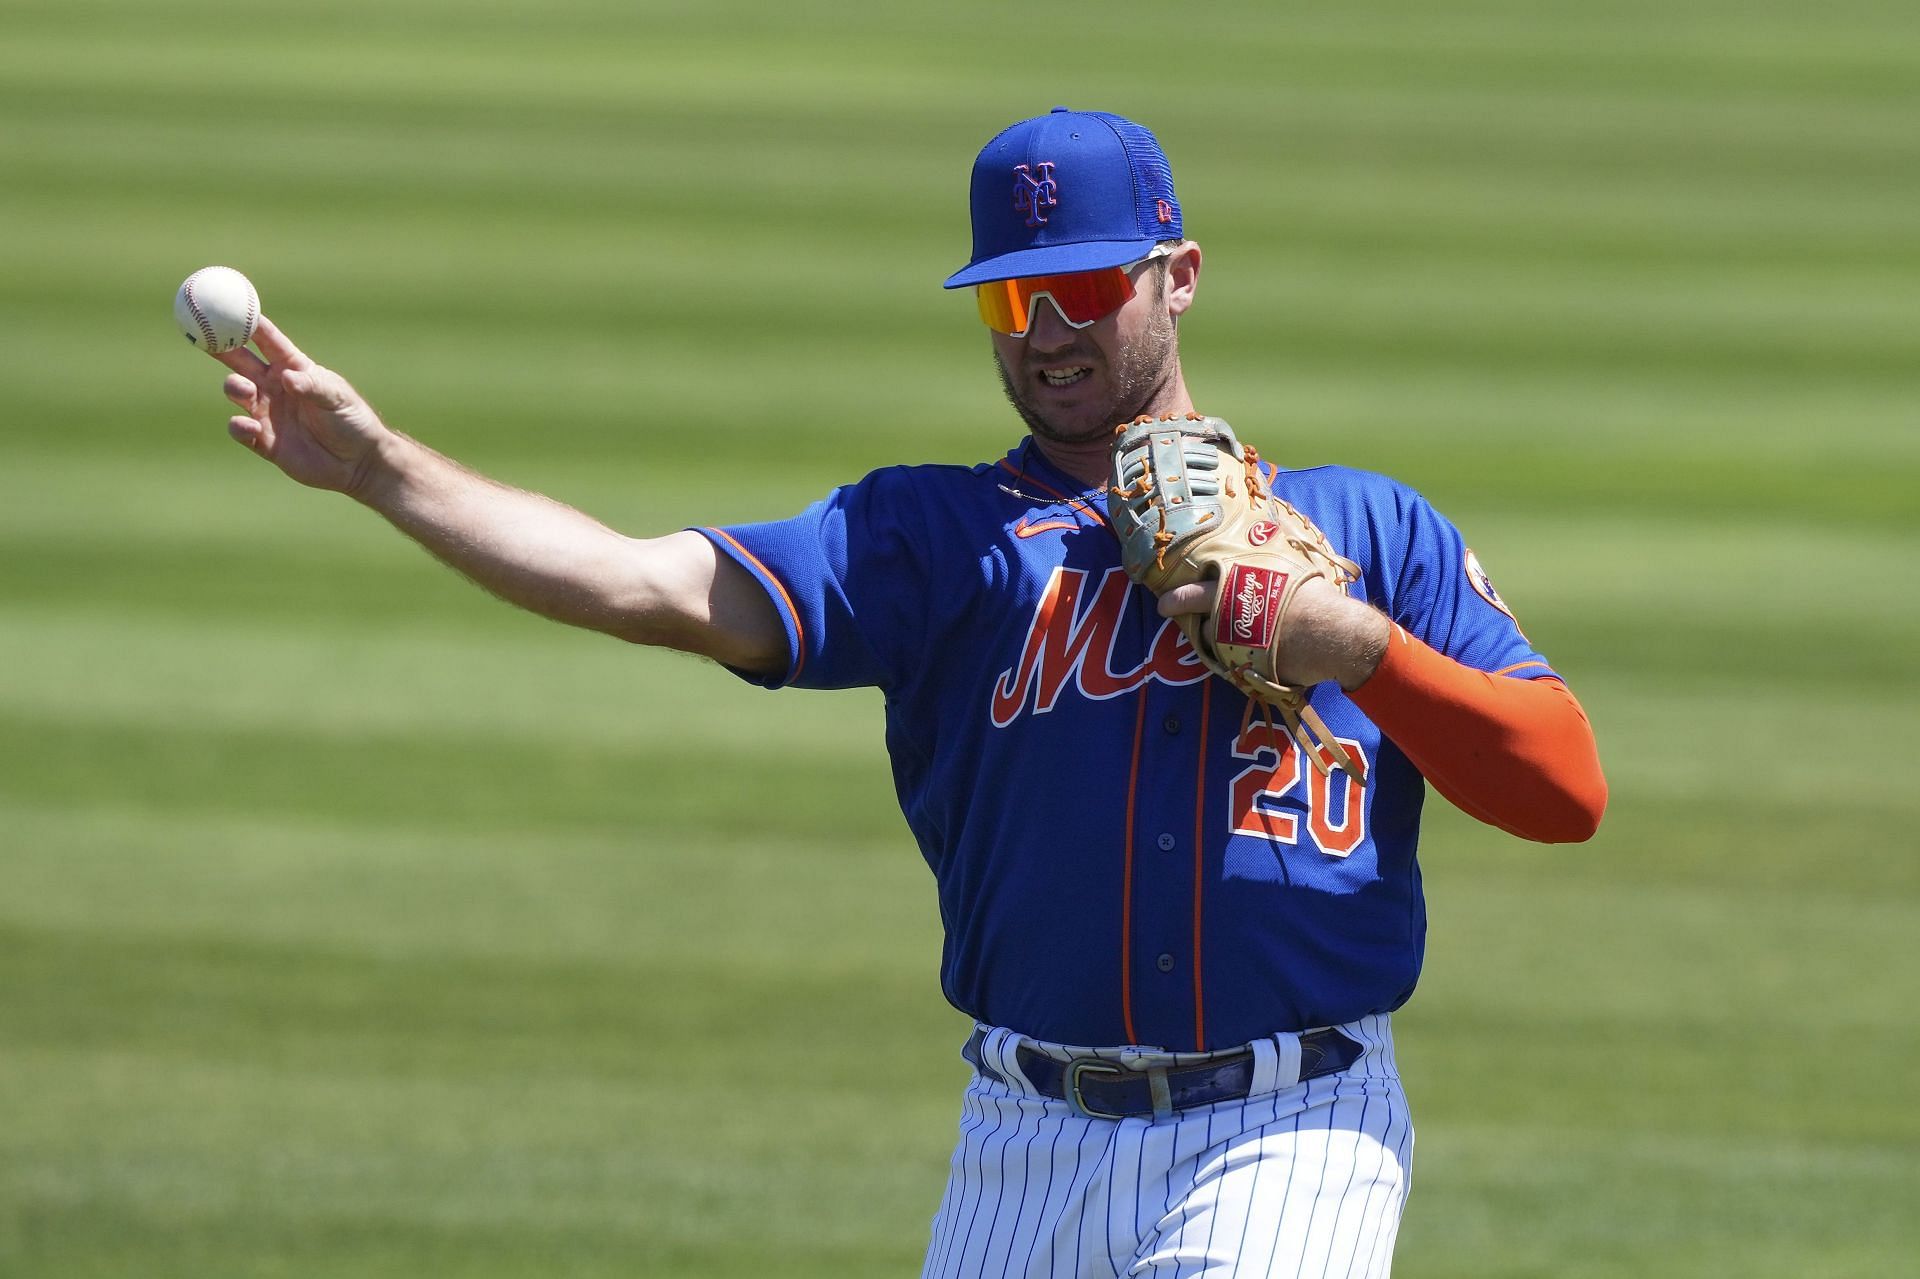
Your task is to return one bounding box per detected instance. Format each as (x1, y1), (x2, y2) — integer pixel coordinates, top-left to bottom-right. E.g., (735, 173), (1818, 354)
(1157, 582), (1216, 617)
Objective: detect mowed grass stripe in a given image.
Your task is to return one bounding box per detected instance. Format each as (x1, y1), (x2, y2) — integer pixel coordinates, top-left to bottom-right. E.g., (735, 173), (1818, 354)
(1394, 1124), (1915, 1279)
(5, 9), (1915, 128)
(12, 183), (1914, 339)
(1410, 873), (1916, 1038)
(1, 1041), (947, 1275)
(0, 451), (875, 543)
(0, 607), (889, 752)
(23, 242), (1908, 387)
(2, 1137), (945, 1253)
(0, 711), (901, 841)
(1403, 1011), (1914, 1148)
(1581, 680), (1916, 807)
(7, 87), (1912, 200)
(9, 109), (1912, 254)
(13, 348), (1917, 531)
(37, 310), (1914, 448)
(1458, 515), (1920, 633)
(0, 801), (936, 969)
(0, 1210), (923, 1279)
(0, 921), (956, 1089)
(1421, 791), (1917, 898)
(1210, 371), (1920, 456)
(21, 182), (1907, 329)
(1262, 434), (1918, 533)
(9, 131), (1914, 295)
(3, 1169), (932, 1279)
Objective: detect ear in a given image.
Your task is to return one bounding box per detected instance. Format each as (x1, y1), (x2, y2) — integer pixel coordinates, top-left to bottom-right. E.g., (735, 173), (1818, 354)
(1164, 241), (1201, 318)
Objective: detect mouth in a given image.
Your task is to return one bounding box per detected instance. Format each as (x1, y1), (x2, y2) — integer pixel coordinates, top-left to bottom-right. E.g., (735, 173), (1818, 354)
(1038, 365), (1092, 389)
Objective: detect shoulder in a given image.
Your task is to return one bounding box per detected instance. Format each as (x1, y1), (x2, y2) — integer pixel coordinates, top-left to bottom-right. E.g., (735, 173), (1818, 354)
(837, 459), (1011, 505)
(832, 458), (1023, 530)
(820, 457), (1038, 561)
(1264, 464), (1472, 602)
(1266, 464), (1431, 533)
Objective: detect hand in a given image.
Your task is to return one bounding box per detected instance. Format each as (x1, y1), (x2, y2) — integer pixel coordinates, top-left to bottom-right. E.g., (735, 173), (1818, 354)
(1157, 575), (1389, 691)
(213, 316), (389, 494)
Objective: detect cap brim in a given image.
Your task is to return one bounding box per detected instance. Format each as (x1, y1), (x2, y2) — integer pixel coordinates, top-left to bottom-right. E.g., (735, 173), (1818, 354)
(942, 238), (1160, 289)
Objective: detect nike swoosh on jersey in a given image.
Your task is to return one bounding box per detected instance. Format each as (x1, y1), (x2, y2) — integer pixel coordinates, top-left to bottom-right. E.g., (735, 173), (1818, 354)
(1013, 518), (1080, 539)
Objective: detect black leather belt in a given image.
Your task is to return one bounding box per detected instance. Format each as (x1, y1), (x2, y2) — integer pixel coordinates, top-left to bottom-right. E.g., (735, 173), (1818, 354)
(963, 1027), (1363, 1121)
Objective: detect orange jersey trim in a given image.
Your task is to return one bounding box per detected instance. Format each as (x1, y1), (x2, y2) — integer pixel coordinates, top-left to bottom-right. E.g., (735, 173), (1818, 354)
(1120, 688), (1149, 1046)
(704, 528), (807, 685)
(1190, 678), (1213, 1052)
(1349, 628), (1606, 843)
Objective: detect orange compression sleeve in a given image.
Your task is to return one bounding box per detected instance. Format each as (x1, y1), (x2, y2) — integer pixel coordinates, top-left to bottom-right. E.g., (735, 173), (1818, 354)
(1347, 626), (1607, 844)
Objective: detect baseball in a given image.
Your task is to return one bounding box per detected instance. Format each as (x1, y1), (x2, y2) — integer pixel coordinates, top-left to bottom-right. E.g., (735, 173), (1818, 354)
(173, 266), (260, 354)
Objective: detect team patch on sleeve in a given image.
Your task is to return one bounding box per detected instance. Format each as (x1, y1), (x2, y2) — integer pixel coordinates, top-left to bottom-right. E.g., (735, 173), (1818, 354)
(1464, 548), (1518, 622)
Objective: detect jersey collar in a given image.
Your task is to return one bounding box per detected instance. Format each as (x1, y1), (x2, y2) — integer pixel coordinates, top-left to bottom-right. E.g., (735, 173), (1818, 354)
(1006, 438), (1107, 500)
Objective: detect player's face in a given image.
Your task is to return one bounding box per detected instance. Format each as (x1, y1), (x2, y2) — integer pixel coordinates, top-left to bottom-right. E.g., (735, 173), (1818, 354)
(989, 254), (1189, 448)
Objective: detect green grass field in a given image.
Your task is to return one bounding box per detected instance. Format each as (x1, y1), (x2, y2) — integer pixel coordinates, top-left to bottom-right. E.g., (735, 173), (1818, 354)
(3, 1), (1917, 1274)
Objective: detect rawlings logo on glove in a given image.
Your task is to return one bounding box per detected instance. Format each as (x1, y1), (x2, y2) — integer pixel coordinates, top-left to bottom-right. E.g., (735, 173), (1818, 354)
(1106, 413), (1361, 775)
(1218, 564), (1287, 650)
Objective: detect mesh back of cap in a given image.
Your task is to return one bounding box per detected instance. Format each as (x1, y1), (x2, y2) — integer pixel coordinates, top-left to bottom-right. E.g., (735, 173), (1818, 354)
(1092, 112), (1182, 240)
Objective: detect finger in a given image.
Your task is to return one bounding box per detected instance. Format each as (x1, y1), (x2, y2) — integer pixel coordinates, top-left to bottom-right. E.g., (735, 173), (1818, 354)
(214, 343), (270, 382)
(1157, 582), (1216, 617)
(222, 373), (259, 411)
(228, 414), (272, 454)
(250, 314), (315, 371)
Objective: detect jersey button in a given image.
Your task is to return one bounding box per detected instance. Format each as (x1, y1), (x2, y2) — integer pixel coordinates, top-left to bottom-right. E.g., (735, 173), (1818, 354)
(1156, 832), (1175, 851)
(1156, 953), (1176, 973)
(1162, 715), (1180, 735)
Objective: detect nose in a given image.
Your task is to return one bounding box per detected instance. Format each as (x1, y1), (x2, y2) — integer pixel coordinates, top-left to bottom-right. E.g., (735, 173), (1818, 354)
(1021, 294), (1077, 350)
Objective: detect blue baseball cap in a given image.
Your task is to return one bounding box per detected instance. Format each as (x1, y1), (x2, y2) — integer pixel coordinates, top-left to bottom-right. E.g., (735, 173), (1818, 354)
(943, 107), (1183, 289)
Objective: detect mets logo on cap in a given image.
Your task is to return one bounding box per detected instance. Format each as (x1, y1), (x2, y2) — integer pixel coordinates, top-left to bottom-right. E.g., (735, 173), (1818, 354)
(1013, 162), (1058, 227)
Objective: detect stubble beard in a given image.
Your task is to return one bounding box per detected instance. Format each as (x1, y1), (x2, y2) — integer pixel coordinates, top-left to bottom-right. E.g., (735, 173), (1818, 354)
(994, 302), (1180, 448)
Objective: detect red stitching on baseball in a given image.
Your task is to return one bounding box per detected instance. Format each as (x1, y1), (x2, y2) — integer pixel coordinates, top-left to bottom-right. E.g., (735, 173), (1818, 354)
(185, 273), (220, 349)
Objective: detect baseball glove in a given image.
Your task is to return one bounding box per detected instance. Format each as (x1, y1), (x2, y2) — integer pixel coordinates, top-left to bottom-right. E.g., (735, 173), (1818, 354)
(1107, 413), (1362, 775)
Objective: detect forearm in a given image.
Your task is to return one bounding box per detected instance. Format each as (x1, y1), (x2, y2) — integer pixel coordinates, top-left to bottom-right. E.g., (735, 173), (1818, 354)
(349, 431), (681, 644)
(211, 319), (783, 670)
(1348, 625), (1607, 843)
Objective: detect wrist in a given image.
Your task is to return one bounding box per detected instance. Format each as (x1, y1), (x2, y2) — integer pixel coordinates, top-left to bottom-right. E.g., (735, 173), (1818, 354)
(347, 429), (417, 508)
(1333, 602), (1391, 692)
(1274, 588), (1389, 691)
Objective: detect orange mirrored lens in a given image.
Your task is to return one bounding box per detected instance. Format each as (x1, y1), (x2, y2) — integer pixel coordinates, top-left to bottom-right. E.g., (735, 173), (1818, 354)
(976, 267), (1137, 335)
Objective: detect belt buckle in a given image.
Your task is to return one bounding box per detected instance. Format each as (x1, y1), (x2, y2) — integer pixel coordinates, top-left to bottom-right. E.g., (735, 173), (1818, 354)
(1062, 1057), (1131, 1120)
(1063, 1057), (1177, 1122)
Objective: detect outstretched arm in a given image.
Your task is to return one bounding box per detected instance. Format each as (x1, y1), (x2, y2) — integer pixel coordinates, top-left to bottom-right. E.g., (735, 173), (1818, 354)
(212, 317), (787, 676)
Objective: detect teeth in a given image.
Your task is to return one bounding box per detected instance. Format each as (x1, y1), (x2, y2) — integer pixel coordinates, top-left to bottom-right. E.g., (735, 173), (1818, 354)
(1042, 367), (1090, 386)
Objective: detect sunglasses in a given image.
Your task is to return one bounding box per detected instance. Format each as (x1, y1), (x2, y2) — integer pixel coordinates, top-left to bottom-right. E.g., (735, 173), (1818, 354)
(975, 245), (1174, 337)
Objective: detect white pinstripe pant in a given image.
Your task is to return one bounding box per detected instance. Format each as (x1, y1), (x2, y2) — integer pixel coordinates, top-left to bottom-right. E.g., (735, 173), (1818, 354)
(921, 1014), (1411, 1279)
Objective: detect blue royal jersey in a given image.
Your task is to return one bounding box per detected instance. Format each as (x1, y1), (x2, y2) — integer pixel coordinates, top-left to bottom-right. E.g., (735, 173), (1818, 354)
(698, 437), (1555, 1052)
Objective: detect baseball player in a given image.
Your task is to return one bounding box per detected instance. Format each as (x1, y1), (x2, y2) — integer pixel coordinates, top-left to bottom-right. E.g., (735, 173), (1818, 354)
(206, 107), (1605, 1276)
